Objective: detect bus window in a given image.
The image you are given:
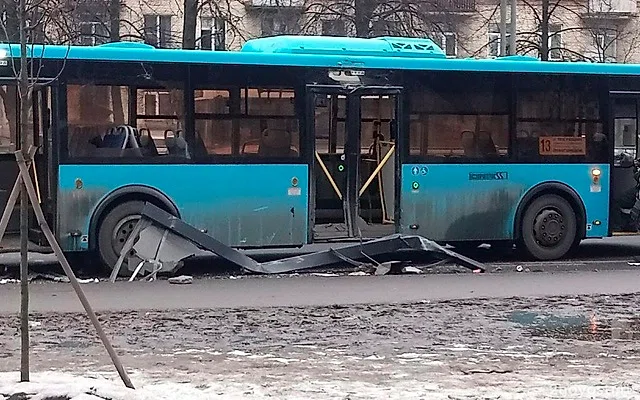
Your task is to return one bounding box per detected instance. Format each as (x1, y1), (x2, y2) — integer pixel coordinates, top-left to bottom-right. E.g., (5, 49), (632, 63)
(0, 85), (17, 154)
(136, 88), (185, 156)
(194, 87), (300, 158)
(515, 74), (605, 162)
(409, 73), (509, 161)
(613, 98), (637, 158)
(66, 84), (130, 158)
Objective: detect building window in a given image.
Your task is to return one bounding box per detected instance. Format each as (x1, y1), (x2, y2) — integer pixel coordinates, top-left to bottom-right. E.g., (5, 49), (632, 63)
(409, 72), (510, 161)
(261, 12), (299, 36)
(200, 16), (226, 50)
(371, 20), (401, 36)
(322, 19), (346, 36)
(488, 23), (512, 57)
(545, 24), (562, 60)
(595, 29), (616, 62)
(431, 32), (457, 56)
(144, 15), (172, 48)
(80, 22), (108, 46)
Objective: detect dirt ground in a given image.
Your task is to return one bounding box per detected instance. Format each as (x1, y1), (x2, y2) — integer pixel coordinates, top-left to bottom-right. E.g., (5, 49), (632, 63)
(1, 290), (640, 398)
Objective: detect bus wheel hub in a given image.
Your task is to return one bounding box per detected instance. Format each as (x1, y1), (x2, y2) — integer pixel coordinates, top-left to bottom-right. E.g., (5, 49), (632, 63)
(112, 215), (141, 253)
(533, 209), (564, 247)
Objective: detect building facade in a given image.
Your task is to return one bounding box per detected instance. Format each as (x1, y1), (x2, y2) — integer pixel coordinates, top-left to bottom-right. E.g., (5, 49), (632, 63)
(63, 0), (640, 62)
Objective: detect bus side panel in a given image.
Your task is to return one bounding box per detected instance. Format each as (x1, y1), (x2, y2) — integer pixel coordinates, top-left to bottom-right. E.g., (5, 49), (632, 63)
(399, 163), (609, 242)
(57, 164), (309, 251)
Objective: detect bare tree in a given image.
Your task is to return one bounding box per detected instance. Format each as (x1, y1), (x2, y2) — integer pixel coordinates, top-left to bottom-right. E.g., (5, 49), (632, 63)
(470, 0), (640, 62)
(0, 0), (77, 381)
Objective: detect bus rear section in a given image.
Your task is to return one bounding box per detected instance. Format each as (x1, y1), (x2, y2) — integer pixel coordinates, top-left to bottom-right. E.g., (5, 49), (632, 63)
(399, 70), (611, 260)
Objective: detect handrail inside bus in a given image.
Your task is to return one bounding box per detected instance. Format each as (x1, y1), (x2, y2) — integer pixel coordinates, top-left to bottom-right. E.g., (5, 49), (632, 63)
(314, 151), (343, 201)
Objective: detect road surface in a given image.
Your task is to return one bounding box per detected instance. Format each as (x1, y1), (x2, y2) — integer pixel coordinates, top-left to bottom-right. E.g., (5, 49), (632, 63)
(0, 269), (640, 398)
(0, 269), (639, 314)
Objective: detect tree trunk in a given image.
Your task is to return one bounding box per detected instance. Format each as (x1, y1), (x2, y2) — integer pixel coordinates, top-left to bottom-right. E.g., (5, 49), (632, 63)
(182, 0), (198, 49)
(541, 0), (549, 61)
(109, 0), (124, 124)
(18, 0), (29, 382)
(354, 0), (372, 37)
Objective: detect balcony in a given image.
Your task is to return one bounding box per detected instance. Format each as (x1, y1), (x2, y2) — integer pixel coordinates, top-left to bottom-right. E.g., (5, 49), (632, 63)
(245, 0), (304, 8)
(583, 0), (637, 18)
(423, 0), (476, 13)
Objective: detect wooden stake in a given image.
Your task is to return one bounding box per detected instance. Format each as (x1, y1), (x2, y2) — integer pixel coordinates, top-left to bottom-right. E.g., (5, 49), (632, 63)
(15, 149), (135, 389)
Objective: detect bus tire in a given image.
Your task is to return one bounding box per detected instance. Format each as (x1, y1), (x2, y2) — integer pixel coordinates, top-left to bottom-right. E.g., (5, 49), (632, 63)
(97, 200), (145, 274)
(519, 194), (577, 261)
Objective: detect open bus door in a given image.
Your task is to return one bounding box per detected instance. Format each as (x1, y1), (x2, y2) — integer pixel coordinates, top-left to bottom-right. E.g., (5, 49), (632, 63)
(0, 82), (53, 239)
(610, 92), (640, 234)
(306, 85), (403, 241)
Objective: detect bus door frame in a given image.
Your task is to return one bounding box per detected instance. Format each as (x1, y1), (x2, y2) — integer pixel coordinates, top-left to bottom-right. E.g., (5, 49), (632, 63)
(305, 84), (404, 240)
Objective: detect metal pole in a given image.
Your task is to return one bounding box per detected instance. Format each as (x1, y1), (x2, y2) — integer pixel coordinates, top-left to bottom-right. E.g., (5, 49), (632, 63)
(18, 0), (29, 380)
(510, 0), (517, 54)
(500, 0), (507, 56)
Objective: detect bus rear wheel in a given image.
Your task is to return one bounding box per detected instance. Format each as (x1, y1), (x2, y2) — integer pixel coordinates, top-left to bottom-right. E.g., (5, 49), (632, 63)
(519, 194), (577, 261)
(97, 200), (145, 274)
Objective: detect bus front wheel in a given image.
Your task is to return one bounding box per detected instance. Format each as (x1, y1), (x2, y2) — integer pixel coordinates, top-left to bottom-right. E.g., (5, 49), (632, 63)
(519, 194), (577, 261)
(97, 200), (145, 273)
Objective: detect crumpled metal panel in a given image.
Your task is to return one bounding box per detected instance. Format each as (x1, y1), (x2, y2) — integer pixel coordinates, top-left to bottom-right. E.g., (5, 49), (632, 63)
(126, 202), (485, 276)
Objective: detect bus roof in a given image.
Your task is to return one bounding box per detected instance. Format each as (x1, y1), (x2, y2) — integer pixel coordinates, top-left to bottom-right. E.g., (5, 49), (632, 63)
(2, 35), (640, 76)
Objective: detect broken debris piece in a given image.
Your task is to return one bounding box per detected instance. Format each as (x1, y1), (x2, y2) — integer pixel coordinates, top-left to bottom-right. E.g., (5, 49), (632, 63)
(401, 266), (423, 274)
(168, 275), (193, 284)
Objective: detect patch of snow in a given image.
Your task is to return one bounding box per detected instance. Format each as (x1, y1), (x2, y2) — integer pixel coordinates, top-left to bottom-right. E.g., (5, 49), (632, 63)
(269, 357), (300, 364)
(397, 353), (422, 359)
(226, 350), (250, 357)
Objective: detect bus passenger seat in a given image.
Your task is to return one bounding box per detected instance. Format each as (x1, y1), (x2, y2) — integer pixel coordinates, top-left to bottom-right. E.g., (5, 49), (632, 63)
(461, 130), (477, 158)
(166, 136), (190, 158)
(477, 130), (498, 157)
(138, 129), (158, 157)
(258, 128), (295, 157)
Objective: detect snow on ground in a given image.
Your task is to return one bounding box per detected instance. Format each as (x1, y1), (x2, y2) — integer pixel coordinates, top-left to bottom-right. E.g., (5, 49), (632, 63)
(2, 292), (640, 399)
(1, 368), (640, 400)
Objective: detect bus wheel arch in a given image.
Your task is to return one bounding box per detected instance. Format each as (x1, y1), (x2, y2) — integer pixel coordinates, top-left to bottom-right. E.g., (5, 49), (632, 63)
(90, 186), (179, 269)
(514, 183), (586, 260)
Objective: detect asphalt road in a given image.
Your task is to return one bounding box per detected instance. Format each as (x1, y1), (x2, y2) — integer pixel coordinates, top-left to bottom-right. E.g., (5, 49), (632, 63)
(0, 269), (640, 314)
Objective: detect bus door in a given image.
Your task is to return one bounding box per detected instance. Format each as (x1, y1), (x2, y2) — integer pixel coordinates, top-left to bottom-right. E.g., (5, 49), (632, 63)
(610, 92), (640, 232)
(307, 85), (402, 240)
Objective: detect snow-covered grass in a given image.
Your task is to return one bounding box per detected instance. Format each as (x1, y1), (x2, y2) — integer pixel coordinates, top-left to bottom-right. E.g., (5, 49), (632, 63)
(1, 369), (640, 400)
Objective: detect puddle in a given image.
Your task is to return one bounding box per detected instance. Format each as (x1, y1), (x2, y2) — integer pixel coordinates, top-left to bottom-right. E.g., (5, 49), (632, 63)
(509, 311), (640, 341)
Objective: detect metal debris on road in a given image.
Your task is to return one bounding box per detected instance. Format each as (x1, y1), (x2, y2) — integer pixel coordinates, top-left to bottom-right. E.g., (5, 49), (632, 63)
(109, 202), (486, 281)
(168, 275), (193, 285)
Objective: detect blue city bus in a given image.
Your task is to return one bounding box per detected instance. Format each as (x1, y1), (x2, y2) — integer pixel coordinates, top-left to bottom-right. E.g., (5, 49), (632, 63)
(0, 36), (635, 273)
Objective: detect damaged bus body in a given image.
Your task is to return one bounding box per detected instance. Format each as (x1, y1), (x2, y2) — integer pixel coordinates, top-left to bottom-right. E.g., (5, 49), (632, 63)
(0, 35), (633, 274)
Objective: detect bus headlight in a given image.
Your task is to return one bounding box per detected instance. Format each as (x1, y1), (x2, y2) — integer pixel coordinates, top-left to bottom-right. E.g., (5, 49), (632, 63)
(0, 49), (7, 59)
(591, 167), (601, 184)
